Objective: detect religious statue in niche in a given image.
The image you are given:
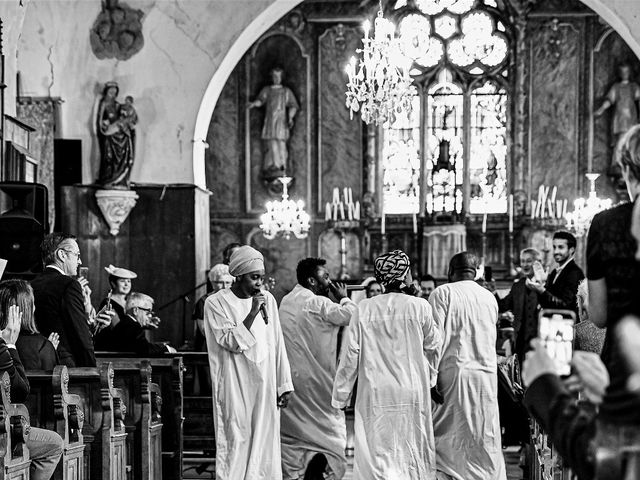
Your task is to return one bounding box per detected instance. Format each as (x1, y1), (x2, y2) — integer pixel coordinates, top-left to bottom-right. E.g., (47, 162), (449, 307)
(90, 0), (144, 61)
(95, 81), (138, 188)
(248, 67), (300, 182)
(595, 63), (640, 173)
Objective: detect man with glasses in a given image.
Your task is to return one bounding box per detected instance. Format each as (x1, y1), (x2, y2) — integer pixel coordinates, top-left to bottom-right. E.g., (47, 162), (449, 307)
(31, 233), (111, 367)
(95, 292), (174, 354)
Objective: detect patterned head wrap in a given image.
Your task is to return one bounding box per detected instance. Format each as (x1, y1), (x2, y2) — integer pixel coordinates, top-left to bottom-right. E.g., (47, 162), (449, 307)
(228, 246), (265, 277)
(374, 250), (411, 287)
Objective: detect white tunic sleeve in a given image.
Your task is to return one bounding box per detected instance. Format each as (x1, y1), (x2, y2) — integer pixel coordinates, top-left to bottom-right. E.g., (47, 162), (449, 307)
(331, 308), (361, 409)
(428, 287), (450, 369)
(270, 295), (294, 396)
(420, 301), (443, 387)
(204, 295), (256, 353)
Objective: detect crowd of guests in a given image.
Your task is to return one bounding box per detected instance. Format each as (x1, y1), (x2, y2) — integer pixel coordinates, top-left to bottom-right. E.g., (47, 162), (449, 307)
(197, 126), (640, 480)
(0, 233), (175, 479)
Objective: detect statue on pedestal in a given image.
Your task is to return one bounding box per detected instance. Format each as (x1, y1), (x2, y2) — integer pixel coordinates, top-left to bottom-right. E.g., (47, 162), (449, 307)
(96, 81), (137, 188)
(247, 67), (299, 181)
(595, 63), (640, 172)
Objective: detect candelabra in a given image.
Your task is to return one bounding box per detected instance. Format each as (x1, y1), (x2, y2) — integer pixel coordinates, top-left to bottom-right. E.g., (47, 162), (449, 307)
(345, 1), (416, 125)
(564, 173), (612, 236)
(260, 177), (310, 240)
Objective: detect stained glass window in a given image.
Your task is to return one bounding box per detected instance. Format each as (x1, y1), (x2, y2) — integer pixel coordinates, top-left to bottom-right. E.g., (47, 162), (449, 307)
(426, 72), (464, 214)
(469, 82), (507, 213)
(383, 0), (511, 217)
(382, 94), (421, 214)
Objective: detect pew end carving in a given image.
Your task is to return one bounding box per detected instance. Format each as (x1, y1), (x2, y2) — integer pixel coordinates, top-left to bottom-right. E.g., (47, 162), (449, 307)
(0, 372), (31, 479)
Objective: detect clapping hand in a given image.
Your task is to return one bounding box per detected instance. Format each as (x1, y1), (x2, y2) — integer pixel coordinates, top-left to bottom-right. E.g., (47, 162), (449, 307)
(47, 332), (60, 350)
(1, 305), (21, 345)
(77, 277), (94, 314)
(145, 316), (161, 330)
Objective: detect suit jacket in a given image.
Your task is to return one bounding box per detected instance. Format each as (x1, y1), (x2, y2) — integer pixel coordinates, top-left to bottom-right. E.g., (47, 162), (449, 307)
(30, 267), (96, 367)
(94, 314), (168, 356)
(498, 277), (540, 359)
(540, 259), (585, 317)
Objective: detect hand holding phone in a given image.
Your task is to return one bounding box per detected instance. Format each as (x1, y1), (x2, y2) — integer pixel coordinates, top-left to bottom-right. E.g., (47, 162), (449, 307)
(538, 309), (575, 377)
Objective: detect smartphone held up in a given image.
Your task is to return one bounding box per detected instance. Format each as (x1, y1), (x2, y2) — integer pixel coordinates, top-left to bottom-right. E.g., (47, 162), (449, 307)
(538, 309), (576, 377)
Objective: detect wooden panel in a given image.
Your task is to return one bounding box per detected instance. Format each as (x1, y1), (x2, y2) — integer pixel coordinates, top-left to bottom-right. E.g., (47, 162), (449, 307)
(528, 17), (584, 203)
(318, 25), (362, 213)
(60, 184), (208, 347)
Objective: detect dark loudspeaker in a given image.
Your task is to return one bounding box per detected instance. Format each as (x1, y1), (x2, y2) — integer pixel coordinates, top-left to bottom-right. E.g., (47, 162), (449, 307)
(0, 182), (48, 278)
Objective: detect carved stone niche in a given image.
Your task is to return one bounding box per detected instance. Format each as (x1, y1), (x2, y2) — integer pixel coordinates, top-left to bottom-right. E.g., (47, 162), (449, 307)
(95, 189), (139, 236)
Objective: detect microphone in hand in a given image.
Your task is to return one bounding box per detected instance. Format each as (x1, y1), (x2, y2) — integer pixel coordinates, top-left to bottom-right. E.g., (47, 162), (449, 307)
(259, 304), (269, 324)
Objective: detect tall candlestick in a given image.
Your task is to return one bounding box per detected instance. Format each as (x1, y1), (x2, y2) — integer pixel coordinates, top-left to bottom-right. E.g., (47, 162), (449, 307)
(481, 212), (487, 234)
(508, 194), (514, 233)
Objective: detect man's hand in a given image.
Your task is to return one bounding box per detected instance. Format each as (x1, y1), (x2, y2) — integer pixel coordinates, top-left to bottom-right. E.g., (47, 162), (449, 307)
(277, 391), (292, 409)
(522, 339), (557, 387)
(47, 332), (60, 350)
(2, 305), (21, 345)
(329, 281), (348, 301)
(77, 277), (94, 314)
(565, 351), (610, 404)
(525, 277), (545, 294)
(143, 316), (161, 330)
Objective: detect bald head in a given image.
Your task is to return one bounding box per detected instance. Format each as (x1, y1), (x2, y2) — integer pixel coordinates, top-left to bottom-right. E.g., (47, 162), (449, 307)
(448, 252), (479, 281)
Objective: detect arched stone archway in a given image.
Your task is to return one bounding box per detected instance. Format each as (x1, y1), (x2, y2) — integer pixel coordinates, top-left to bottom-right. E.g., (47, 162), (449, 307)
(192, 0), (640, 186)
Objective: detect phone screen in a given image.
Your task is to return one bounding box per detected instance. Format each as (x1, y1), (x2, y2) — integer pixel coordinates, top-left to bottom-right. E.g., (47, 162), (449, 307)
(538, 310), (575, 376)
(78, 267), (89, 279)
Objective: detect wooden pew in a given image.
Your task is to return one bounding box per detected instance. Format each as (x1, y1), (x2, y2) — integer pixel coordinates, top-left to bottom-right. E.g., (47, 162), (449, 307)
(67, 363), (128, 480)
(97, 354), (183, 480)
(101, 359), (162, 480)
(0, 371), (31, 479)
(26, 366), (85, 480)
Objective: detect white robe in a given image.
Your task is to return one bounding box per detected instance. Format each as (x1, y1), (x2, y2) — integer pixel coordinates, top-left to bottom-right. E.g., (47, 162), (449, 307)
(332, 293), (442, 480)
(429, 280), (506, 480)
(279, 284), (357, 480)
(204, 288), (294, 480)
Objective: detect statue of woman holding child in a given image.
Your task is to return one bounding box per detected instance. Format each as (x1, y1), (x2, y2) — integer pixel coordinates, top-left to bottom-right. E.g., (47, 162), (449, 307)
(96, 81), (138, 188)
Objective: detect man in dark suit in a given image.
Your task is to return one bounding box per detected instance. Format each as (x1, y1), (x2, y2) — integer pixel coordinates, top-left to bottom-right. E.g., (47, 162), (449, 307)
(94, 292), (174, 355)
(527, 231), (584, 318)
(497, 247), (542, 361)
(30, 233), (110, 367)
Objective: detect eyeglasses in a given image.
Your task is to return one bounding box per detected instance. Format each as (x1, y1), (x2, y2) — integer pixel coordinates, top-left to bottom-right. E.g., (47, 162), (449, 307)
(61, 249), (81, 261)
(137, 307), (155, 316)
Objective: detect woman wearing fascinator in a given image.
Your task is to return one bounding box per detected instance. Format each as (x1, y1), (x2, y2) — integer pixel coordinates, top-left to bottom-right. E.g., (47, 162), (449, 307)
(98, 264), (138, 329)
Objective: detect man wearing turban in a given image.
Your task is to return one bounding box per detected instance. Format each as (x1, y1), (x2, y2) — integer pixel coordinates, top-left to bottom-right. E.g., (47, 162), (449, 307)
(332, 249), (442, 479)
(203, 246), (293, 480)
(429, 252), (506, 480)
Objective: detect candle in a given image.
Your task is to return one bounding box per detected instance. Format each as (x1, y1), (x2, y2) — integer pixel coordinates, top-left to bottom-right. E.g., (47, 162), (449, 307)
(531, 200), (537, 219)
(508, 194), (514, 233)
(412, 213), (417, 234)
(347, 203), (353, 221)
(481, 212), (487, 234)
(333, 204), (338, 221)
(354, 201), (360, 220)
(381, 212), (386, 235)
(333, 188), (340, 204)
(339, 203), (345, 220)
(325, 202), (331, 221)
(348, 187), (353, 206)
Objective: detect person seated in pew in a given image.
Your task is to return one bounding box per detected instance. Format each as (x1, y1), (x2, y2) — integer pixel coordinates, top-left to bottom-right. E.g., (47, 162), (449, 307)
(0, 280), (64, 480)
(0, 280), (61, 370)
(30, 233), (113, 367)
(94, 292), (175, 354)
(98, 264), (138, 329)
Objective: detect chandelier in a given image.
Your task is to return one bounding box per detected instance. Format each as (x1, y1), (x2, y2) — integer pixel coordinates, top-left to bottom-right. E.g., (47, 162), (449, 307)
(565, 173), (612, 236)
(345, 1), (416, 125)
(260, 177), (310, 240)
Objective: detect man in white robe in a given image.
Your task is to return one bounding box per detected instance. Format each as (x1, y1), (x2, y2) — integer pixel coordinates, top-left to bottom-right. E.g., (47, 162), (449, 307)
(429, 252), (506, 480)
(279, 257), (357, 480)
(203, 245), (294, 480)
(332, 250), (442, 480)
